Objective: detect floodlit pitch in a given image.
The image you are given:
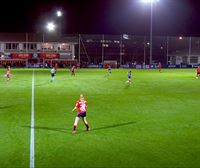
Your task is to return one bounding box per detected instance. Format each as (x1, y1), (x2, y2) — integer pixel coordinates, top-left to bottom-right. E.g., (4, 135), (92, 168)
(0, 68), (199, 168)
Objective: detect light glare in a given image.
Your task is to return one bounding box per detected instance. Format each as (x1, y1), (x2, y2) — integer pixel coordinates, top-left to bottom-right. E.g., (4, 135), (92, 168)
(57, 10), (62, 17)
(46, 22), (56, 31)
(141, 0), (159, 3)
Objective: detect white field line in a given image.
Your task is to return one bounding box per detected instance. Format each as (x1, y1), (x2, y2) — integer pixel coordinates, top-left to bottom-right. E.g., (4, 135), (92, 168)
(30, 70), (35, 168)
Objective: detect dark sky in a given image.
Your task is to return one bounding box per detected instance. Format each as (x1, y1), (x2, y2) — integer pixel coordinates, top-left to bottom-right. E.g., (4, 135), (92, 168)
(1, 0), (200, 36)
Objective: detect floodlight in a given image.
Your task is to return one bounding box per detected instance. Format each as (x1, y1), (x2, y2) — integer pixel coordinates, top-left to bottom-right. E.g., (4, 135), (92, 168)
(57, 10), (62, 17)
(46, 22), (56, 31)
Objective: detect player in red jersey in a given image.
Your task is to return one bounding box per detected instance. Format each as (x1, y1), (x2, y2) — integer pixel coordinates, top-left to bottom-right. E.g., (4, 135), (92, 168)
(196, 66), (200, 78)
(72, 94), (90, 133)
(6, 66), (11, 81)
(158, 62), (162, 72)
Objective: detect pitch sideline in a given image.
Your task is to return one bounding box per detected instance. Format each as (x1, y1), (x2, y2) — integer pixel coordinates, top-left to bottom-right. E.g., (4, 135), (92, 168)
(30, 70), (35, 168)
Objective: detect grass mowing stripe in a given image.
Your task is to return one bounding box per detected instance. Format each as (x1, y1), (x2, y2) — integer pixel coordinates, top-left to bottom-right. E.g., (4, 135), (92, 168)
(30, 70), (35, 168)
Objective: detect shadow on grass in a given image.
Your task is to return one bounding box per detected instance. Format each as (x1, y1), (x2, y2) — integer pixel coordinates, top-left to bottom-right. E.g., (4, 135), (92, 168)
(0, 105), (16, 109)
(22, 121), (136, 134)
(92, 121), (136, 131)
(124, 82), (133, 89)
(124, 84), (130, 89)
(21, 126), (71, 133)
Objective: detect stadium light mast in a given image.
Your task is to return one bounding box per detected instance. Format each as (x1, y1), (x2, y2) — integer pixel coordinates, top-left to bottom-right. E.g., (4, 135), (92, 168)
(56, 10), (63, 39)
(141, 0), (159, 64)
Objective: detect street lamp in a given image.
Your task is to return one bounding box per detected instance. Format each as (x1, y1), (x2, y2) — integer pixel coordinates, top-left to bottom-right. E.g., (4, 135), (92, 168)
(141, 0), (159, 64)
(46, 22), (56, 32)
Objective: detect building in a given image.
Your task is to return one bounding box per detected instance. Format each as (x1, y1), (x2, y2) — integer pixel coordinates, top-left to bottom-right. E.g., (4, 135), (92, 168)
(169, 49), (200, 66)
(0, 33), (78, 68)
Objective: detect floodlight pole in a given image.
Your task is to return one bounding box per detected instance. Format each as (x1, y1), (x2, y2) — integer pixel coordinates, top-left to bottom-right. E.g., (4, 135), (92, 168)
(102, 34), (105, 64)
(56, 10), (63, 39)
(166, 36), (169, 65)
(26, 32), (28, 53)
(58, 20), (61, 40)
(150, 1), (153, 65)
(144, 36), (146, 64)
(25, 32), (28, 68)
(42, 32), (45, 53)
(120, 35), (123, 66)
(189, 37), (192, 61)
(58, 18), (62, 40)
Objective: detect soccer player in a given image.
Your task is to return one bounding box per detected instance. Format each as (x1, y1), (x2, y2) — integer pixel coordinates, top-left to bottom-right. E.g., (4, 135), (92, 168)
(6, 66), (11, 81)
(126, 70), (132, 84)
(105, 65), (112, 79)
(71, 65), (75, 76)
(108, 65), (112, 74)
(50, 67), (56, 82)
(158, 62), (162, 72)
(196, 66), (200, 78)
(72, 94), (90, 134)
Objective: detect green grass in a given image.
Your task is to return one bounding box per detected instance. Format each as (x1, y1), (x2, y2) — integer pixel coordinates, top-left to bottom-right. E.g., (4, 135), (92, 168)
(0, 68), (200, 168)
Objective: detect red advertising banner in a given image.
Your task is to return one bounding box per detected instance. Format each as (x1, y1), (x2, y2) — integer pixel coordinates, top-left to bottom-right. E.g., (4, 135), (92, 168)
(39, 53), (60, 59)
(10, 53), (32, 59)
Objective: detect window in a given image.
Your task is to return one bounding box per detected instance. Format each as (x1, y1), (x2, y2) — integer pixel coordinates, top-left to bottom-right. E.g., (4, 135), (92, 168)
(59, 43), (71, 51)
(23, 43), (27, 50)
(23, 43), (37, 50)
(5, 43), (12, 50)
(42, 43), (54, 50)
(171, 56), (176, 64)
(182, 56), (188, 64)
(5, 43), (19, 50)
(195, 41), (200, 48)
(190, 56), (198, 64)
(12, 43), (19, 50)
(29, 43), (37, 50)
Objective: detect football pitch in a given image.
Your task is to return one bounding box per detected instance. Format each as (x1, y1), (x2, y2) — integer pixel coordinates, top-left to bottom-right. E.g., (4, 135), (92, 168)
(0, 68), (199, 168)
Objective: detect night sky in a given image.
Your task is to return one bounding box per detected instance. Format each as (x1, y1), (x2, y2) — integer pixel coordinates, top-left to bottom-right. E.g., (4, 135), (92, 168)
(1, 0), (200, 36)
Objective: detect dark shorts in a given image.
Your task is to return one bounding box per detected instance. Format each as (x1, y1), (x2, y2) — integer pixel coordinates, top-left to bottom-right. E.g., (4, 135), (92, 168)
(77, 112), (86, 118)
(197, 72), (200, 75)
(51, 73), (55, 77)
